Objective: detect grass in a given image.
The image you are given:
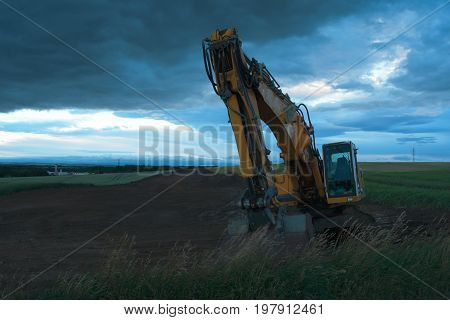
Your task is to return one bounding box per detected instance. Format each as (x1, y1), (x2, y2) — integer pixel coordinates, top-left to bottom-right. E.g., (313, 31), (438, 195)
(212, 163), (450, 210)
(361, 163), (450, 209)
(363, 170), (450, 209)
(360, 162), (450, 172)
(213, 162), (450, 175)
(0, 172), (159, 196)
(3, 163), (449, 210)
(15, 220), (449, 300)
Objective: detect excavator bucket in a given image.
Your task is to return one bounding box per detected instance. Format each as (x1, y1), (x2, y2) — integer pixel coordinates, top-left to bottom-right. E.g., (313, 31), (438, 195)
(276, 209), (314, 245)
(278, 213), (313, 237)
(227, 208), (314, 245)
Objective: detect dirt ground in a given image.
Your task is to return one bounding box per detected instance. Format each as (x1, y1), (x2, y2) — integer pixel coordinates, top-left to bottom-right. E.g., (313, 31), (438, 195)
(0, 171), (445, 291)
(0, 171), (244, 286)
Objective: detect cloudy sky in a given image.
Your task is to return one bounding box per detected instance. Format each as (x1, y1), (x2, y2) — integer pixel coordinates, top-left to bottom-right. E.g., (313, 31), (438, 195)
(0, 0), (449, 162)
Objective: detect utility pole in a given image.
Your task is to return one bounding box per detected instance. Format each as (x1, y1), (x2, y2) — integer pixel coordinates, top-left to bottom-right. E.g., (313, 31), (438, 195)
(412, 147), (415, 162)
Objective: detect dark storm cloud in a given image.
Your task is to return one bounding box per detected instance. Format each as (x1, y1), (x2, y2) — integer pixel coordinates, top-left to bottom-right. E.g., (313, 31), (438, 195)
(317, 105), (442, 136)
(392, 155), (412, 161)
(334, 114), (432, 132)
(315, 86), (449, 135)
(334, 80), (374, 92)
(0, 0), (370, 112)
(391, 14), (450, 93)
(396, 136), (437, 144)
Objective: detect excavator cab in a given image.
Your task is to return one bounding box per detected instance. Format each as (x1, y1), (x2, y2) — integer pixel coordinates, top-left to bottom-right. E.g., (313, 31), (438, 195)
(322, 141), (363, 204)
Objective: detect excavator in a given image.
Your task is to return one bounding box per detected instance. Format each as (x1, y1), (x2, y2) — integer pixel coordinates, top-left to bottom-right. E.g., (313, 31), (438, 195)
(202, 28), (364, 238)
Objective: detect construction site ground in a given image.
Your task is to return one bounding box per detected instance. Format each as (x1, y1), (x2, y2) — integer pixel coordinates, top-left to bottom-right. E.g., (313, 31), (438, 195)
(0, 171), (446, 289)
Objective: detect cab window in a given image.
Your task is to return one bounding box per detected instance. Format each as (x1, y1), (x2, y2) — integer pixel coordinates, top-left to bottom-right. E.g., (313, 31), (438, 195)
(323, 144), (355, 197)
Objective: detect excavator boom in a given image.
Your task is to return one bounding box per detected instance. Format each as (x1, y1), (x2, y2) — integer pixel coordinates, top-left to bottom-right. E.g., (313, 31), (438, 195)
(203, 28), (364, 235)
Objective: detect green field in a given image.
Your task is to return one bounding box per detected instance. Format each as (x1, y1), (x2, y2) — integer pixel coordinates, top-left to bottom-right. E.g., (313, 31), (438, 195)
(361, 162), (450, 209)
(2, 163), (449, 210)
(360, 162), (450, 172)
(364, 170), (450, 209)
(0, 172), (159, 196)
(212, 162), (450, 210)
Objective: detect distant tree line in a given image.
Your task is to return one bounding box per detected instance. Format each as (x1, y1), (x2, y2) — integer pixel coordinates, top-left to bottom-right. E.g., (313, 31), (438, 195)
(0, 165), (48, 177)
(0, 164), (162, 178)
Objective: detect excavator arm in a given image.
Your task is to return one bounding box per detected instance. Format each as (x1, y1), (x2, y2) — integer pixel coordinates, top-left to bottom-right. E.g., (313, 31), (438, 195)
(203, 28), (363, 233)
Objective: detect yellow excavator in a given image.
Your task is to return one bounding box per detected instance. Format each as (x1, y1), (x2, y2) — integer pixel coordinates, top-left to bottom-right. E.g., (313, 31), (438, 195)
(203, 28), (364, 237)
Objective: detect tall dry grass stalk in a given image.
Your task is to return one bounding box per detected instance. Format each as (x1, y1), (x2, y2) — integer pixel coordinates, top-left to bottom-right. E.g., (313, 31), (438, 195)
(11, 218), (450, 299)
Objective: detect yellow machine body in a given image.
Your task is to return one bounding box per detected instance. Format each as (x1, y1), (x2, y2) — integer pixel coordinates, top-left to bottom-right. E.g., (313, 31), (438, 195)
(203, 28), (364, 231)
